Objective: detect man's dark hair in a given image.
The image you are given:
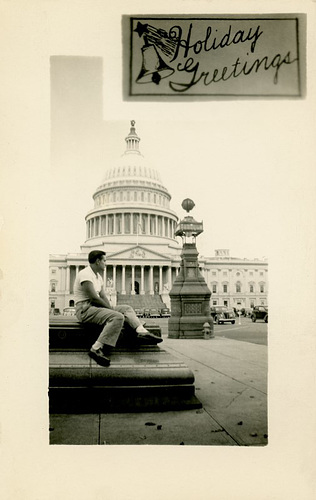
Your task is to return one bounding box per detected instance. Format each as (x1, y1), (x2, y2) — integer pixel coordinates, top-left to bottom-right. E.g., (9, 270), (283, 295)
(88, 250), (106, 264)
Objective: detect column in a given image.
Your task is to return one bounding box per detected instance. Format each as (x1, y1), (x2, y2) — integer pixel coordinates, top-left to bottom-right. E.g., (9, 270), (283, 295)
(147, 214), (150, 234)
(112, 265), (116, 290)
(149, 266), (154, 295)
(75, 266), (79, 290)
(113, 214), (116, 234)
(167, 266), (172, 290)
(159, 266), (163, 293)
(131, 265), (135, 295)
(104, 265), (107, 286)
(155, 215), (158, 235)
(66, 266), (70, 292)
(121, 265), (126, 294)
(140, 266), (145, 295)
(122, 212), (125, 234)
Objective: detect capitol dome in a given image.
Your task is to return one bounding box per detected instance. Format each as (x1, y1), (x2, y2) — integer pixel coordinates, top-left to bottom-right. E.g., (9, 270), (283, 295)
(82, 121), (179, 255)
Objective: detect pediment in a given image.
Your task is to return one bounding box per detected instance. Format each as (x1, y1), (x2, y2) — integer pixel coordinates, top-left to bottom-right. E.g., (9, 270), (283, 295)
(109, 245), (170, 261)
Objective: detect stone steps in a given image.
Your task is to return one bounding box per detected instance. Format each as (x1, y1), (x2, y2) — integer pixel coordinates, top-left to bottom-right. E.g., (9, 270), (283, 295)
(116, 294), (166, 309)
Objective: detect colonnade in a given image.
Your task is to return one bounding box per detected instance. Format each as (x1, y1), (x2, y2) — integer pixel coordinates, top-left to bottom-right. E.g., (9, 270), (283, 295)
(86, 213), (177, 240)
(58, 263), (180, 295)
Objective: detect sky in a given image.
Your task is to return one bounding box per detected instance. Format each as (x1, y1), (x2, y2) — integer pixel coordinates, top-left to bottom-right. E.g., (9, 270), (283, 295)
(49, 55), (290, 260)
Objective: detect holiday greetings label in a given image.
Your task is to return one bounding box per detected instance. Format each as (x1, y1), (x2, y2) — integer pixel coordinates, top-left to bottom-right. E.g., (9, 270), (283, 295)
(123, 15), (305, 98)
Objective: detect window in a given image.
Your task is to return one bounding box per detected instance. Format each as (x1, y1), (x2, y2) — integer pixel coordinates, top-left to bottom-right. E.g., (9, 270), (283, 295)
(133, 214), (139, 234)
(223, 271), (227, 277)
(158, 217), (162, 236)
(150, 215), (155, 235)
(236, 283), (241, 293)
(223, 284), (228, 293)
(134, 191), (137, 201)
(249, 271), (253, 276)
(260, 284), (265, 293)
(212, 284), (217, 293)
(141, 214), (146, 234)
(51, 282), (56, 292)
(250, 285), (254, 293)
(236, 272), (240, 277)
(212, 300), (217, 305)
(212, 271), (216, 276)
(124, 213), (131, 233)
(224, 300), (228, 306)
(116, 214), (122, 234)
(141, 192), (144, 201)
(108, 215), (114, 234)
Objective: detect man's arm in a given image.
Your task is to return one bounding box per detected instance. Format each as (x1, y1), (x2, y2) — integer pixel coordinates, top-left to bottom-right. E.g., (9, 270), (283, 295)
(99, 288), (112, 309)
(81, 281), (112, 309)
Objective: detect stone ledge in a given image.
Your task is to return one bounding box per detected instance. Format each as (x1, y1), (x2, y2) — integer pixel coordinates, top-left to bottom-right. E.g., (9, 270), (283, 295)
(49, 317), (161, 350)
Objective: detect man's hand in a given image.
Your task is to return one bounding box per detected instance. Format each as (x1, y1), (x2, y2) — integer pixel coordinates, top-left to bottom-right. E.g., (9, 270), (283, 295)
(81, 281), (112, 309)
(99, 288), (112, 309)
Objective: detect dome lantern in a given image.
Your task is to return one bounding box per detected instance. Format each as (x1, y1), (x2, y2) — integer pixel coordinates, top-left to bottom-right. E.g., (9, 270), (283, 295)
(124, 120), (141, 155)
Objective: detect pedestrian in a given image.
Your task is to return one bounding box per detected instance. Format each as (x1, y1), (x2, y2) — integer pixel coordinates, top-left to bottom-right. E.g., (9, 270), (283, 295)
(74, 250), (162, 367)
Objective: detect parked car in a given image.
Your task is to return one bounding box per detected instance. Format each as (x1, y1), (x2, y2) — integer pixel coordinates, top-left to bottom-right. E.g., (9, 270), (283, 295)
(160, 307), (171, 318)
(244, 307), (253, 317)
(226, 308), (236, 318)
(251, 306), (268, 323)
(134, 308), (144, 318)
(63, 307), (76, 316)
(149, 308), (159, 318)
(143, 308), (150, 318)
(210, 306), (235, 325)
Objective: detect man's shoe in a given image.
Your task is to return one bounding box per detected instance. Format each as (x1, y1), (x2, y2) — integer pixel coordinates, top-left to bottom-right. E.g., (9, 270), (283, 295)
(89, 348), (111, 367)
(137, 331), (163, 344)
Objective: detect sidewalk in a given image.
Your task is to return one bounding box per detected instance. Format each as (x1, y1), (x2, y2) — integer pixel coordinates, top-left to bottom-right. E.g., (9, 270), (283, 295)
(50, 334), (268, 446)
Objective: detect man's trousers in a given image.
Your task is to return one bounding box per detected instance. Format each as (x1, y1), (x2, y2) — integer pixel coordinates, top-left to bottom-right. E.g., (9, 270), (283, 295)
(76, 301), (141, 347)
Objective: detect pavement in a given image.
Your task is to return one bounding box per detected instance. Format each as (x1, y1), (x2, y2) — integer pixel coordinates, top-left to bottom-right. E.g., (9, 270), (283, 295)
(49, 322), (268, 446)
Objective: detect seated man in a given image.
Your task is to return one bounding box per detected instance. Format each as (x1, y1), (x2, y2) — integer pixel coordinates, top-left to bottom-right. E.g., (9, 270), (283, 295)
(74, 250), (162, 367)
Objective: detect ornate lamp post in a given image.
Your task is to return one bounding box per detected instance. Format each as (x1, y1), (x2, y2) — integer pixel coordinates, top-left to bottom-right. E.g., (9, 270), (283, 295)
(168, 199), (214, 339)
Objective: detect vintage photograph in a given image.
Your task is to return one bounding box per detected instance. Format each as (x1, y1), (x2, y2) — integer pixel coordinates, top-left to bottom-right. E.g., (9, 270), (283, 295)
(49, 54), (270, 446)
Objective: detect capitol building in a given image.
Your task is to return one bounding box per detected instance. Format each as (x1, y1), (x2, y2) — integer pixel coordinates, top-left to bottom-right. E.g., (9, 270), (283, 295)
(49, 121), (268, 313)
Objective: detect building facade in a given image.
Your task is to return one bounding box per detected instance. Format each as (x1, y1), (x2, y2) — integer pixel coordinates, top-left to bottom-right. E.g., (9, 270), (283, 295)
(49, 122), (268, 313)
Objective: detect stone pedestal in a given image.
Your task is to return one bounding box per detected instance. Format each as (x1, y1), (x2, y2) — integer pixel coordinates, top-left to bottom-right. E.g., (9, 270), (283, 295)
(168, 243), (214, 339)
(49, 317), (202, 413)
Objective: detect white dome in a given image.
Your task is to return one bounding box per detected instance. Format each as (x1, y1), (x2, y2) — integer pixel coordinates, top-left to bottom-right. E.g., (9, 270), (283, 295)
(96, 121), (167, 194)
(101, 162), (163, 184)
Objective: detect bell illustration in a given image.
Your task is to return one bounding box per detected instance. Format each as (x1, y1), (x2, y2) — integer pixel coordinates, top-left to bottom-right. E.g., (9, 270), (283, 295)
(136, 44), (174, 85)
